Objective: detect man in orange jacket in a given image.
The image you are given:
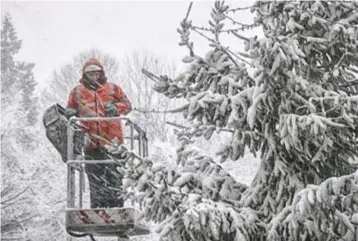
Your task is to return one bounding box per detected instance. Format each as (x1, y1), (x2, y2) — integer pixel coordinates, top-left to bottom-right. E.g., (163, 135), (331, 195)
(66, 58), (132, 208)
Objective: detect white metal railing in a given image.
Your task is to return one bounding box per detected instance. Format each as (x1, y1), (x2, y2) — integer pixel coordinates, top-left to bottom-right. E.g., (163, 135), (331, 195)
(65, 116), (148, 209)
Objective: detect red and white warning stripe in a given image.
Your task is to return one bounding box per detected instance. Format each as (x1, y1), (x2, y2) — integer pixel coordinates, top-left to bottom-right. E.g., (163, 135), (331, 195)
(78, 210), (93, 224)
(71, 208), (136, 225)
(94, 209), (115, 224)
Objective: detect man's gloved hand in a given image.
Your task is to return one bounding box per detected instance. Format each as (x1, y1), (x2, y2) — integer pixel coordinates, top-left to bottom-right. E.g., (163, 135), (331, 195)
(105, 103), (118, 117)
(65, 108), (77, 119)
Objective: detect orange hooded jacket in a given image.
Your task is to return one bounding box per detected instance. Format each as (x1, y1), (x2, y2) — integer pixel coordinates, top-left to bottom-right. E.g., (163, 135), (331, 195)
(66, 58), (131, 149)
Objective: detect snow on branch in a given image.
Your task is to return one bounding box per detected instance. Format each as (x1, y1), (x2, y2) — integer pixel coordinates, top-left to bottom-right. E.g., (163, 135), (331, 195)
(157, 200), (262, 241)
(139, 1), (358, 240)
(268, 171), (358, 241)
(108, 140), (248, 225)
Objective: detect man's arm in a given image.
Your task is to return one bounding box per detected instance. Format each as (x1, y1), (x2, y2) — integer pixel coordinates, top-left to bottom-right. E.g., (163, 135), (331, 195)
(65, 87), (78, 118)
(112, 84), (132, 116)
(67, 87), (78, 109)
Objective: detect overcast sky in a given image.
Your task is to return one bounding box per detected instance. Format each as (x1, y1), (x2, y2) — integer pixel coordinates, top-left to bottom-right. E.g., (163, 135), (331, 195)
(2, 1), (258, 92)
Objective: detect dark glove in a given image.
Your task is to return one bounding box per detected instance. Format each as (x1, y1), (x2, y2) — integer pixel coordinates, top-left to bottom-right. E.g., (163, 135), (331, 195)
(65, 108), (77, 119)
(105, 103), (118, 117)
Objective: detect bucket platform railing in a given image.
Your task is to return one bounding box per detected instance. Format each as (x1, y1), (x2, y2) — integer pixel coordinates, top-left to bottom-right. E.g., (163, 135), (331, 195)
(65, 116), (150, 239)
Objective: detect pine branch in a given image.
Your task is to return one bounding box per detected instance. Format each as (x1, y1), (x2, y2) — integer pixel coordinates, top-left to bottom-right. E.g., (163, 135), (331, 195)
(190, 28), (245, 69)
(166, 121), (190, 129)
(220, 46), (254, 67)
(226, 2), (270, 13)
(184, 2), (193, 22)
(227, 5), (256, 12)
(133, 104), (189, 114)
(339, 79), (358, 88)
(191, 25), (250, 33)
(141, 68), (161, 82)
(224, 13), (258, 29)
(230, 31), (250, 41)
(1, 184), (14, 198)
(191, 28), (216, 44)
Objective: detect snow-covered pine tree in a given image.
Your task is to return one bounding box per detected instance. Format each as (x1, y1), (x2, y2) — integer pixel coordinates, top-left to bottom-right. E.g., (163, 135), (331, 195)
(111, 1), (358, 240)
(1, 13), (23, 135)
(2, 14), (75, 240)
(18, 61), (38, 126)
(2, 12), (39, 148)
(16, 60), (39, 149)
(249, 1), (358, 240)
(1, 13), (39, 240)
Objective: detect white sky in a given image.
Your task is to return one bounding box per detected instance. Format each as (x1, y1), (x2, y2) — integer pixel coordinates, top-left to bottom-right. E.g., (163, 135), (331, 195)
(2, 1), (258, 92)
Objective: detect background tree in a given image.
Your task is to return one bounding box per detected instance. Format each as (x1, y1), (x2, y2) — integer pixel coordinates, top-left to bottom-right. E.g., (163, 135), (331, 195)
(18, 61), (38, 126)
(1, 13), (40, 240)
(1, 13), (71, 241)
(112, 1), (358, 240)
(118, 50), (181, 143)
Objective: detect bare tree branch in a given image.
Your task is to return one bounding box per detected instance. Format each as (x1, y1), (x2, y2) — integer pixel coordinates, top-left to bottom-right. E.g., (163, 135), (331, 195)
(1, 186), (31, 205)
(184, 2), (194, 22)
(120, 50), (180, 141)
(1, 184), (14, 198)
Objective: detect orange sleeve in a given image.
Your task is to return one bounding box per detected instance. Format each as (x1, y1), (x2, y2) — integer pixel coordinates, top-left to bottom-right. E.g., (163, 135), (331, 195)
(112, 84), (132, 115)
(66, 87), (78, 109)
